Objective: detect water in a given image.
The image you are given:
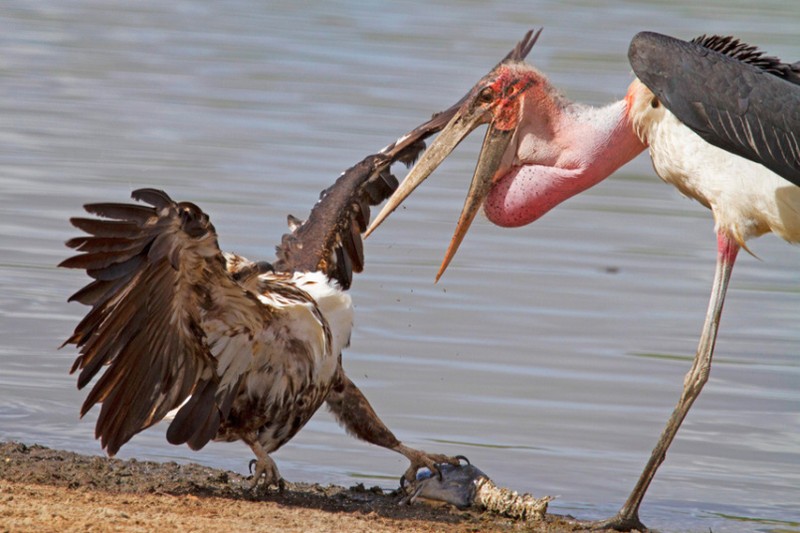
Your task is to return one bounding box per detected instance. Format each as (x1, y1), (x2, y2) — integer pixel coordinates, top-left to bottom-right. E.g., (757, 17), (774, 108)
(1, 1), (798, 531)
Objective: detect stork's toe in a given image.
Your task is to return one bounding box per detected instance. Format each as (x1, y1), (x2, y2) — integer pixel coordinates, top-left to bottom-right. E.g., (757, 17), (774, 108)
(569, 513), (650, 532)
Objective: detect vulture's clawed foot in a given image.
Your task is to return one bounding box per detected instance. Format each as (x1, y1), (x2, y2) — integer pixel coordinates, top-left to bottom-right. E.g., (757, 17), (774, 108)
(394, 444), (466, 488)
(247, 456), (285, 493)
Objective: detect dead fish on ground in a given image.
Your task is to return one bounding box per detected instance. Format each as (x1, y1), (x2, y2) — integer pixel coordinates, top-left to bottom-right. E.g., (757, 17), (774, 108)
(401, 457), (554, 521)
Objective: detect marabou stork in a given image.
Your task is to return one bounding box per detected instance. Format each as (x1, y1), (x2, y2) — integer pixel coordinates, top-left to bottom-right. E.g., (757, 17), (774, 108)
(60, 32), (536, 492)
(365, 31), (800, 530)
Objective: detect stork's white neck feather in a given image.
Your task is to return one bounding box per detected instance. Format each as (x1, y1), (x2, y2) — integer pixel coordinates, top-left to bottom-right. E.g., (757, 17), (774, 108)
(627, 78), (800, 244)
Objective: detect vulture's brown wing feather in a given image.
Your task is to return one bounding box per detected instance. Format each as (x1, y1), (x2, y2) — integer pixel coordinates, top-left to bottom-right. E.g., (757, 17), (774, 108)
(61, 188), (276, 456)
(272, 87), (463, 288)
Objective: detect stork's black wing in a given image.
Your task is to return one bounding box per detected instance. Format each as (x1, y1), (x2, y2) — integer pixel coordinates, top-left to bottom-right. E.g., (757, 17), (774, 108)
(61, 189), (279, 455)
(273, 29), (540, 288)
(629, 31), (800, 186)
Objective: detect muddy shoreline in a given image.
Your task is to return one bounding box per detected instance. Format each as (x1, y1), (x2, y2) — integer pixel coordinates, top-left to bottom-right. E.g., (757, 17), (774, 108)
(0, 441), (579, 532)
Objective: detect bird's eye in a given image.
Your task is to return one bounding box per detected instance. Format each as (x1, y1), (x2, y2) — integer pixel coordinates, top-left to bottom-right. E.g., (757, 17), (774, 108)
(650, 97), (660, 109)
(478, 87), (494, 104)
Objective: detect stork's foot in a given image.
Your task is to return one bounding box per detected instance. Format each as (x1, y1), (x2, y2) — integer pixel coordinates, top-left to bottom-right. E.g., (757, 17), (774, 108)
(394, 443), (465, 488)
(247, 457), (285, 493)
(570, 513), (650, 532)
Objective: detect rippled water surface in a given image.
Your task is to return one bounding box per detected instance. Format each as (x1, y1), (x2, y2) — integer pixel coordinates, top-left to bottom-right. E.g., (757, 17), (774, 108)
(1, 2), (798, 532)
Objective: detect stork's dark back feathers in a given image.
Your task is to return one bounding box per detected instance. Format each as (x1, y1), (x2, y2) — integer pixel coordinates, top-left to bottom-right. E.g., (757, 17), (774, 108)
(691, 34), (800, 84)
(629, 31), (800, 186)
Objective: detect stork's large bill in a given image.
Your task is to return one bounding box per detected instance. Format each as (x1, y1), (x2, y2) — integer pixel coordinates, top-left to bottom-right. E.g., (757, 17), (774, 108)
(365, 29), (541, 281)
(367, 105), (512, 281)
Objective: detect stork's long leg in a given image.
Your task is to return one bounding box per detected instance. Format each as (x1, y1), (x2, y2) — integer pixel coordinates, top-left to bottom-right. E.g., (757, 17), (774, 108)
(325, 370), (462, 484)
(590, 231), (740, 531)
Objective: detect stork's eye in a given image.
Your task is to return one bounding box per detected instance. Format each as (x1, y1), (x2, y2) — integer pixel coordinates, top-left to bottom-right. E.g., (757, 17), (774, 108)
(477, 87), (495, 104)
(650, 97), (660, 109)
